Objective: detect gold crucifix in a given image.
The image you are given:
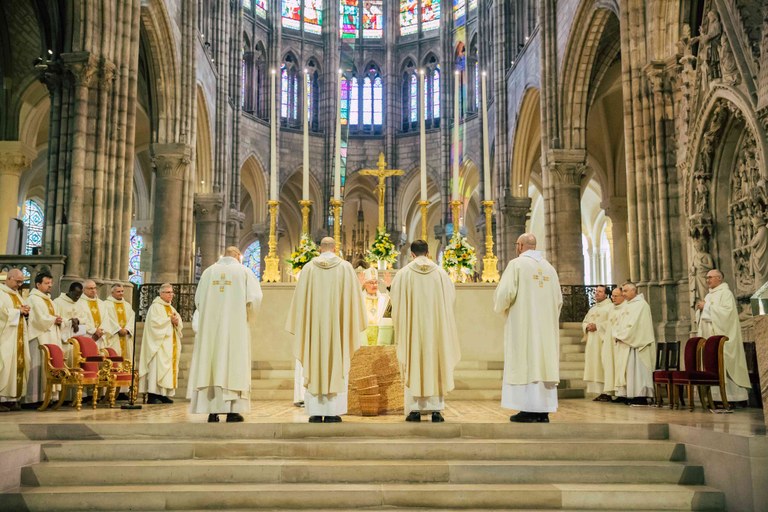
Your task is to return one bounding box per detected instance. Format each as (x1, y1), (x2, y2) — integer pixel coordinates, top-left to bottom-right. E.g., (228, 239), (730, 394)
(212, 273), (232, 292)
(359, 152), (404, 231)
(532, 269), (550, 288)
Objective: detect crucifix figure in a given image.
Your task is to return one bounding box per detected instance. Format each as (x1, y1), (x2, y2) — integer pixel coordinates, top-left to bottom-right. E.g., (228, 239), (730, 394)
(360, 152), (404, 231)
(212, 273), (232, 292)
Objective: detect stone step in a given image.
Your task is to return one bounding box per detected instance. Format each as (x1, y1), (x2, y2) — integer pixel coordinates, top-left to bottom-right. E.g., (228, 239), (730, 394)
(7, 483), (724, 511)
(0, 422), (668, 441)
(251, 379), (295, 390)
(22, 460), (704, 486)
(251, 389), (294, 400)
(253, 369), (296, 379)
(563, 352), (586, 362)
(560, 344), (585, 354)
(39, 439), (681, 462)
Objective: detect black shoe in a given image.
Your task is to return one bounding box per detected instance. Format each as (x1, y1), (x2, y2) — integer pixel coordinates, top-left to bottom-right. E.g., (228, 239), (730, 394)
(293, 401), (304, 407)
(629, 397), (649, 406)
(324, 415), (342, 423)
(21, 402), (43, 410)
(116, 393), (130, 401)
(146, 394), (163, 405)
(510, 411), (538, 423)
(537, 413), (550, 423)
(431, 412), (445, 423)
(308, 415), (323, 423)
(207, 414), (220, 423)
(611, 396), (628, 404)
(80, 396), (93, 405)
(226, 413), (244, 423)
(405, 411), (421, 422)
(159, 395), (174, 404)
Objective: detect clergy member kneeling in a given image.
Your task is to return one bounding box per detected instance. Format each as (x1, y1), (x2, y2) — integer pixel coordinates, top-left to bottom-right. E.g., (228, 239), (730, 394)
(494, 233), (562, 423)
(188, 246), (262, 423)
(286, 237), (367, 423)
(139, 284), (183, 404)
(391, 240), (460, 423)
(612, 282), (655, 405)
(696, 269), (751, 405)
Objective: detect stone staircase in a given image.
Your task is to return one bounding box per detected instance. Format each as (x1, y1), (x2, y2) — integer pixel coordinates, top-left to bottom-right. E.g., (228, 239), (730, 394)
(137, 323), (587, 402)
(3, 422), (724, 510)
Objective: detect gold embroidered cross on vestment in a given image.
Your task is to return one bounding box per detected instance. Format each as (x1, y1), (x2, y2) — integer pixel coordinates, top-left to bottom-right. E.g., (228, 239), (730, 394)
(533, 269), (550, 288)
(212, 273), (232, 292)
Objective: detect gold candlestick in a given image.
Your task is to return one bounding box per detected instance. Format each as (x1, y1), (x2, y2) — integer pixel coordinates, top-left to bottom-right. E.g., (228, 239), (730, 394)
(418, 200), (429, 241)
(299, 199), (312, 235)
(450, 199), (462, 236)
(262, 199), (281, 282)
(330, 198), (343, 247)
(481, 200), (499, 282)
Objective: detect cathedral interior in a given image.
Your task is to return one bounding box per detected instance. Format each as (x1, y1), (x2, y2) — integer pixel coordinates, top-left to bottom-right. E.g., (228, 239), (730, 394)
(0, 0), (767, 341)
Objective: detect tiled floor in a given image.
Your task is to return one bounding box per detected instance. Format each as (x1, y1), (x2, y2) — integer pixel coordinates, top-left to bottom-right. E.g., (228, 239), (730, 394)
(0, 399), (764, 436)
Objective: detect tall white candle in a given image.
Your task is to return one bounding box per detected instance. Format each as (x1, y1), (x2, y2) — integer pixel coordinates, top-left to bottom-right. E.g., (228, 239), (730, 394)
(452, 70), (460, 202)
(303, 70), (310, 201)
(333, 69), (343, 200)
(270, 68), (278, 201)
(481, 71), (491, 201)
(419, 69), (427, 202)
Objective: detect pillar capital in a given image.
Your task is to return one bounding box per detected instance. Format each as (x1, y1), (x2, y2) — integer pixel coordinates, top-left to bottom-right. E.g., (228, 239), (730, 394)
(61, 51), (98, 88)
(151, 143), (192, 180)
(546, 149), (587, 187)
(0, 141), (36, 175)
(193, 192), (225, 220)
(601, 196), (628, 218)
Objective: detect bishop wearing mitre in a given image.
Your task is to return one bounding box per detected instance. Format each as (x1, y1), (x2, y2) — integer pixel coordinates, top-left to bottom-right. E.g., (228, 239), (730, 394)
(391, 240), (461, 422)
(581, 285), (613, 401)
(612, 282), (655, 405)
(188, 247), (262, 423)
(25, 271), (63, 404)
(138, 283), (183, 404)
(361, 267), (392, 346)
(286, 237), (367, 423)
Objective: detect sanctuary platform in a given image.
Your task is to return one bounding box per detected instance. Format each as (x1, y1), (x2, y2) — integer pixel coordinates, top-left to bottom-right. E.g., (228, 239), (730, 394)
(0, 399), (765, 511)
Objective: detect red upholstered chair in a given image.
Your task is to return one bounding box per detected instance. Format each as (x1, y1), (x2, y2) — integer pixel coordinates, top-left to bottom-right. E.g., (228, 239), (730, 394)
(669, 337), (706, 411)
(686, 335), (730, 410)
(38, 344), (99, 411)
(67, 336), (115, 407)
(652, 340), (682, 408)
(102, 347), (138, 405)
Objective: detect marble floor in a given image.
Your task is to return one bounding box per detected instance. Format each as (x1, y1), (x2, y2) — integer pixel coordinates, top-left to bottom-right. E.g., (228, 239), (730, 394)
(0, 399), (764, 437)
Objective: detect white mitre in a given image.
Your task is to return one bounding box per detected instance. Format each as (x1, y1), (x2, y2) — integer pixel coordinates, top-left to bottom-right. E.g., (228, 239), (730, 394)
(362, 267), (378, 283)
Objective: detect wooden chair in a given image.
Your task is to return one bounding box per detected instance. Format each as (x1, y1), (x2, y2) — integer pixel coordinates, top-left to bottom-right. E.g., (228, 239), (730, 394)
(38, 344), (99, 411)
(103, 347), (138, 404)
(687, 335), (730, 410)
(669, 337), (706, 410)
(652, 340), (683, 408)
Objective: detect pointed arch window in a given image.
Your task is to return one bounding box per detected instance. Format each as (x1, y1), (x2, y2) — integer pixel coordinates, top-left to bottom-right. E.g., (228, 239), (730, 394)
(401, 68), (418, 132)
(306, 66), (320, 131)
(467, 38), (479, 114)
(281, 57), (300, 128)
(422, 58), (441, 129)
(254, 44), (268, 119)
(243, 240), (262, 280)
(23, 200), (43, 255)
(128, 227), (144, 285)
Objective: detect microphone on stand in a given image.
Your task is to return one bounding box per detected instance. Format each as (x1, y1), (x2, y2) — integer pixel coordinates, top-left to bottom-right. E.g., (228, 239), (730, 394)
(122, 284), (142, 410)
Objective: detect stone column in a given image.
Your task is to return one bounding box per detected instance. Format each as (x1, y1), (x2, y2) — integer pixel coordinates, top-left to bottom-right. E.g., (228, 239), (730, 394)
(151, 143), (192, 282)
(194, 193), (225, 269)
(545, 149), (586, 285)
(500, 194), (532, 261)
(0, 142), (35, 252)
(226, 209), (245, 247)
(604, 197), (629, 284)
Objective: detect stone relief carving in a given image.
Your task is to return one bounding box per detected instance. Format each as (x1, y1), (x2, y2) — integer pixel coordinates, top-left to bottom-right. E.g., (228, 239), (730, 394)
(700, 10), (722, 82)
(719, 33), (741, 85)
(690, 236), (715, 301)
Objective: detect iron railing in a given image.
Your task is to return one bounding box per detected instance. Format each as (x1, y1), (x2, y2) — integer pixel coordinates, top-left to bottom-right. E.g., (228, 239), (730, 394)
(134, 283), (197, 322)
(559, 285), (616, 323)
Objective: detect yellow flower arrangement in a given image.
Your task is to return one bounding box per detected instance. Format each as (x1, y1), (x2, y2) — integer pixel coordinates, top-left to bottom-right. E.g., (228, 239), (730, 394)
(286, 234), (320, 270)
(441, 233), (476, 275)
(365, 228), (399, 265)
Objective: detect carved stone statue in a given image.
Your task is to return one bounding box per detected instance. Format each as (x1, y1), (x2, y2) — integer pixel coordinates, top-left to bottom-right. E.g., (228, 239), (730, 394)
(694, 177), (710, 214)
(677, 23), (697, 58)
(750, 215), (768, 285)
(690, 237), (714, 300)
(720, 33), (740, 85)
(700, 10), (722, 82)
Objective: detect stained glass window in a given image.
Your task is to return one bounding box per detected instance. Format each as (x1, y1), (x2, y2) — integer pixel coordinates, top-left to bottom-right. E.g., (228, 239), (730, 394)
(468, 0), (476, 11)
(409, 73), (418, 123)
(241, 51), (247, 109)
(432, 67), (441, 120)
(129, 227), (143, 285)
(243, 0), (253, 11)
(243, 240), (262, 280)
(253, 0), (267, 18)
(400, 0), (418, 35)
(292, 73), (298, 120)
(474, 61), (480, 112)
(349, 76), (359, 125)
(341, 76), (350, 122)
(340, 0), (359, 38)
(280, 67), (290, 118)
(282, 0), (301, 30)
(373, 76), (383, 126)
(453, 0), (465, 26)
(304, 0), (323, 35)
(422, 0), (440, 32)
(23, 200), (43, 255)
(362, 76), (373, 126)
(362, 0), (383, 38)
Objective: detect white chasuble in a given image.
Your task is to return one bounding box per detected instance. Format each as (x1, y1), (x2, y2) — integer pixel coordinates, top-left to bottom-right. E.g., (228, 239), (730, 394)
(286, 253), (367, 416)
(25, 289), (61, 402)
(187, 256), (263, 414)
(697, 282), (751, 401)
(138, 297), (183, 397)
(581, 298), (613, 393)
(391, 256), (461, 412)
(76, 296), (113, 345)
(494, 250), (562, 413)
(612, 294), (655, 398)
(104, 297), (136, 361)
(0, 284), (30, 400)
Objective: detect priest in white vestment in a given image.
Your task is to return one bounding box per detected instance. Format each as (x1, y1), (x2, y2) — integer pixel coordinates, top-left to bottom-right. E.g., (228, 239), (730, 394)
(76, 280), (113, 346)
(494, 233), (562, 423)
(24, 271), (63, 404)
(696, 269), (751, 403)
(138, 283), (183, 404)
(286, 237), (367, 423)
(606, 287), (625, 398)
(361, 267), (392, 346)
(0, 269), (31, 411)
(581, 285), (613, 400)
(104, 284), (136, 361)
(613, 282), (655, 405)
(53, 282), (85, 366)
(391, 240), (460, 422)
(188, 247), (263, 423)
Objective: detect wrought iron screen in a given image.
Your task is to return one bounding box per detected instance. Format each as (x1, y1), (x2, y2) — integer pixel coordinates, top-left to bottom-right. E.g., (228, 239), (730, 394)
(559, 285), (616, 323)
(134, 283), (197, 322)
